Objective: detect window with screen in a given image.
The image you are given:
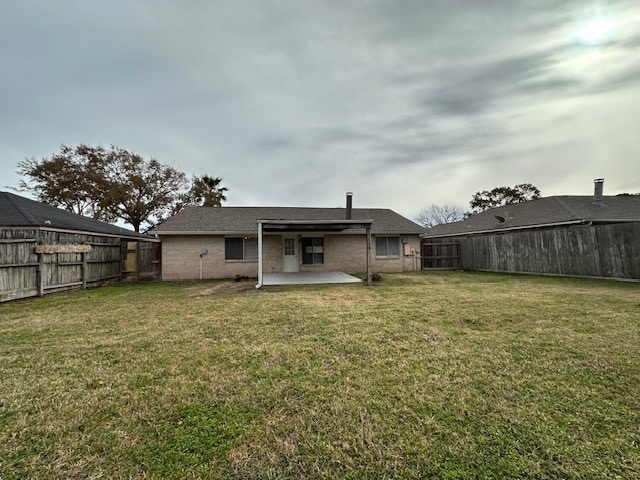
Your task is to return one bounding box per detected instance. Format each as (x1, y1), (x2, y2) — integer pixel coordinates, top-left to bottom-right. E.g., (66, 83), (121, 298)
(301, 237), (324, 264)
(225, 237), (258, 260)
(375, 236), (400, 257)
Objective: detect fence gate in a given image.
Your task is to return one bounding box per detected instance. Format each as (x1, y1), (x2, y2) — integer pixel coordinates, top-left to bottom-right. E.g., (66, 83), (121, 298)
(421, 240), (461, 269)
(123, 241), (161, 281)
(137, 241), (161, 281)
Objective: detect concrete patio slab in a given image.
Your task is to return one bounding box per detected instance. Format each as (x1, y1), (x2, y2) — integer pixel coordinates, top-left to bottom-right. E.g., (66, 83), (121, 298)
(263, 272), (362, 286)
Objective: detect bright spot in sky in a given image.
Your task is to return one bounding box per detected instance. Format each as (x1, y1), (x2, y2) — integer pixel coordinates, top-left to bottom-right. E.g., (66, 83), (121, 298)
(575, 18), (615, 45)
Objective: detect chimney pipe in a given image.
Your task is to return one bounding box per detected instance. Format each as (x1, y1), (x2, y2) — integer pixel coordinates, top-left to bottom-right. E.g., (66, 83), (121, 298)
(593, 178), (604, 205)
(346, 192), (353, 220)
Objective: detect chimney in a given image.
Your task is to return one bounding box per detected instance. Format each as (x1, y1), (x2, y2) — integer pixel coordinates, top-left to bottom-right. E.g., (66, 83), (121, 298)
(346, 192), (353, 220)
(593, 178), (604, 205)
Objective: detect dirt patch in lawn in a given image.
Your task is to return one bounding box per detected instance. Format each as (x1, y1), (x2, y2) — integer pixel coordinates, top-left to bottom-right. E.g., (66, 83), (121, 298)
(187, 281), (257, 297)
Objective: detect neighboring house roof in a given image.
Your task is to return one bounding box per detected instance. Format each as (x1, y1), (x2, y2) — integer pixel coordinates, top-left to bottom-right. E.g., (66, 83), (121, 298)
(424, 195), (640, 238)
(0, 191), (154, 240)
(151, 206), (425, 235)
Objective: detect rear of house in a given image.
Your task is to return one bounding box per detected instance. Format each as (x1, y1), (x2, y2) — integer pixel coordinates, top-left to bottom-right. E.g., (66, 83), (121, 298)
(152, 201), (424, 281)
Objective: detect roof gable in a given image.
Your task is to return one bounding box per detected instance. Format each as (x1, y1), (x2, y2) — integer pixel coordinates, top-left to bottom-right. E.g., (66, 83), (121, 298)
(0, 191), (151, 240)
(151, 206), (425, 235)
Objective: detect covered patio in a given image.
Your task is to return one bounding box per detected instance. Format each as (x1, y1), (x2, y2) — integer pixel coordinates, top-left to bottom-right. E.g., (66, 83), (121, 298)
(255, 218), (374, 288)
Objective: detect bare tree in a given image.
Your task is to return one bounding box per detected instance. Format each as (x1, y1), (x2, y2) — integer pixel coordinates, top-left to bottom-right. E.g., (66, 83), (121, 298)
(416, 204), (464, 228)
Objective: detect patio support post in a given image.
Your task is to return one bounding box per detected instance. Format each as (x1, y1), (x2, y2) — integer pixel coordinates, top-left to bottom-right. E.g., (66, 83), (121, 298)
(256, 222), (264, 288)
(366, 226), (372, 286)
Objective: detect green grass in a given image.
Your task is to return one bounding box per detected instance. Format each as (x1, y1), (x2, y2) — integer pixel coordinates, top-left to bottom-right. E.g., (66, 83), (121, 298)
(0, 272), (639, 479)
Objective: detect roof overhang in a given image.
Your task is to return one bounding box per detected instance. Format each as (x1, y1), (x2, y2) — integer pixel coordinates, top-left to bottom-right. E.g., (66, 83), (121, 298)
(3, 226), (159, 242)
(152, 230), (250, 236)
(423, 219), (587, 239)
(258, 219), (374, 232)
(424, 218), (640, 239)
(153, 229), (422, 236)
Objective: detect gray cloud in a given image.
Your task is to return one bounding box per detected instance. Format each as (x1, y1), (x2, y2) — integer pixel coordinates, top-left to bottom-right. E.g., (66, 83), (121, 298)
(417, 49), (570, 117)
(621, 34), (640, 49)
(1, 0), (639, 219)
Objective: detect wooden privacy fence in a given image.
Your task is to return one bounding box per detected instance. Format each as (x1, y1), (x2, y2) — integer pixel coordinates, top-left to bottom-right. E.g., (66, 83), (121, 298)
(421, 240), (461, 269)
(0, 229), (160, 302)
(457, 222), (640, 280)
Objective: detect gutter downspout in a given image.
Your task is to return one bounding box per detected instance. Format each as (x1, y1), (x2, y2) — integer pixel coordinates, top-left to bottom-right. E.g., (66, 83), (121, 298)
(366, 226), (372, 286)
(256, 222), (264, 289)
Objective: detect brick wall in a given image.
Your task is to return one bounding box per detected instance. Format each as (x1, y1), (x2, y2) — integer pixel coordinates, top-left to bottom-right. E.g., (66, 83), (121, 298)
(373, 234), (422, 273)
(161, 233), (421, 280)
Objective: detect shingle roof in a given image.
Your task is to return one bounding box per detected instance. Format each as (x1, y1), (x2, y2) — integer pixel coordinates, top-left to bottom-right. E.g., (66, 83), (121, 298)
(424, 195), (640, 238)
(0, 191), (152, 240)
(151, 206), (425, 235)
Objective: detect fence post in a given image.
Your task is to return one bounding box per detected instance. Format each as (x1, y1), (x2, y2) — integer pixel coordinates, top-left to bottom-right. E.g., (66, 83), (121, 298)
(135, 241), (140, 283)
(81, 249), (88, 289)
(37, 250), (44, 297)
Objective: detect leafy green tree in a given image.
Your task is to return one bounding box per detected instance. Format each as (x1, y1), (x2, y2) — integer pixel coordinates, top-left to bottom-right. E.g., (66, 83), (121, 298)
(94, 146), (192, 232)
(17, 144), (228, 232)
(469, 183), (541, 214)
(17, 145), (114, 221)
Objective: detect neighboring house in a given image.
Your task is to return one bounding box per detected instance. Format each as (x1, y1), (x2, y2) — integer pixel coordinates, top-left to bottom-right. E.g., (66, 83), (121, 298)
(151, 194), (424, 282)
(423, 180), (640, 279)
(0, 191), (158, 301)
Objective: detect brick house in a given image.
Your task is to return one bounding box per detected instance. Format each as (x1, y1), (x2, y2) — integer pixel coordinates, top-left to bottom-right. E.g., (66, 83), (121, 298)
(151, 195), (424, 284)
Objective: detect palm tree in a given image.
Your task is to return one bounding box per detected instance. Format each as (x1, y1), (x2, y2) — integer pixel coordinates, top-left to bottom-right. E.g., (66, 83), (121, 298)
(191, 175), (228, 207)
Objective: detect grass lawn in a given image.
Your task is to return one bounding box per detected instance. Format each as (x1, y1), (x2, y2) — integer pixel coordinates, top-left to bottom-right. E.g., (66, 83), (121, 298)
(1, 272), (639, 479)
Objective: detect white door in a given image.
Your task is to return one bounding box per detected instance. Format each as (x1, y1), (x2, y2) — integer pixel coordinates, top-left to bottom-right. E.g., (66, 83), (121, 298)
(283, 236), (298, 272)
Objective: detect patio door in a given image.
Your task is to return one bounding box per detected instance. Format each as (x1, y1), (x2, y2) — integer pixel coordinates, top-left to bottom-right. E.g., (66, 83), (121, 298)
(283, 236), (298, 272)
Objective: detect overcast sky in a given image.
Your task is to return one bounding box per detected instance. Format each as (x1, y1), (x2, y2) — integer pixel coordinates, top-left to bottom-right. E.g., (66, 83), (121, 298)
(1, 0), (639, 220)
